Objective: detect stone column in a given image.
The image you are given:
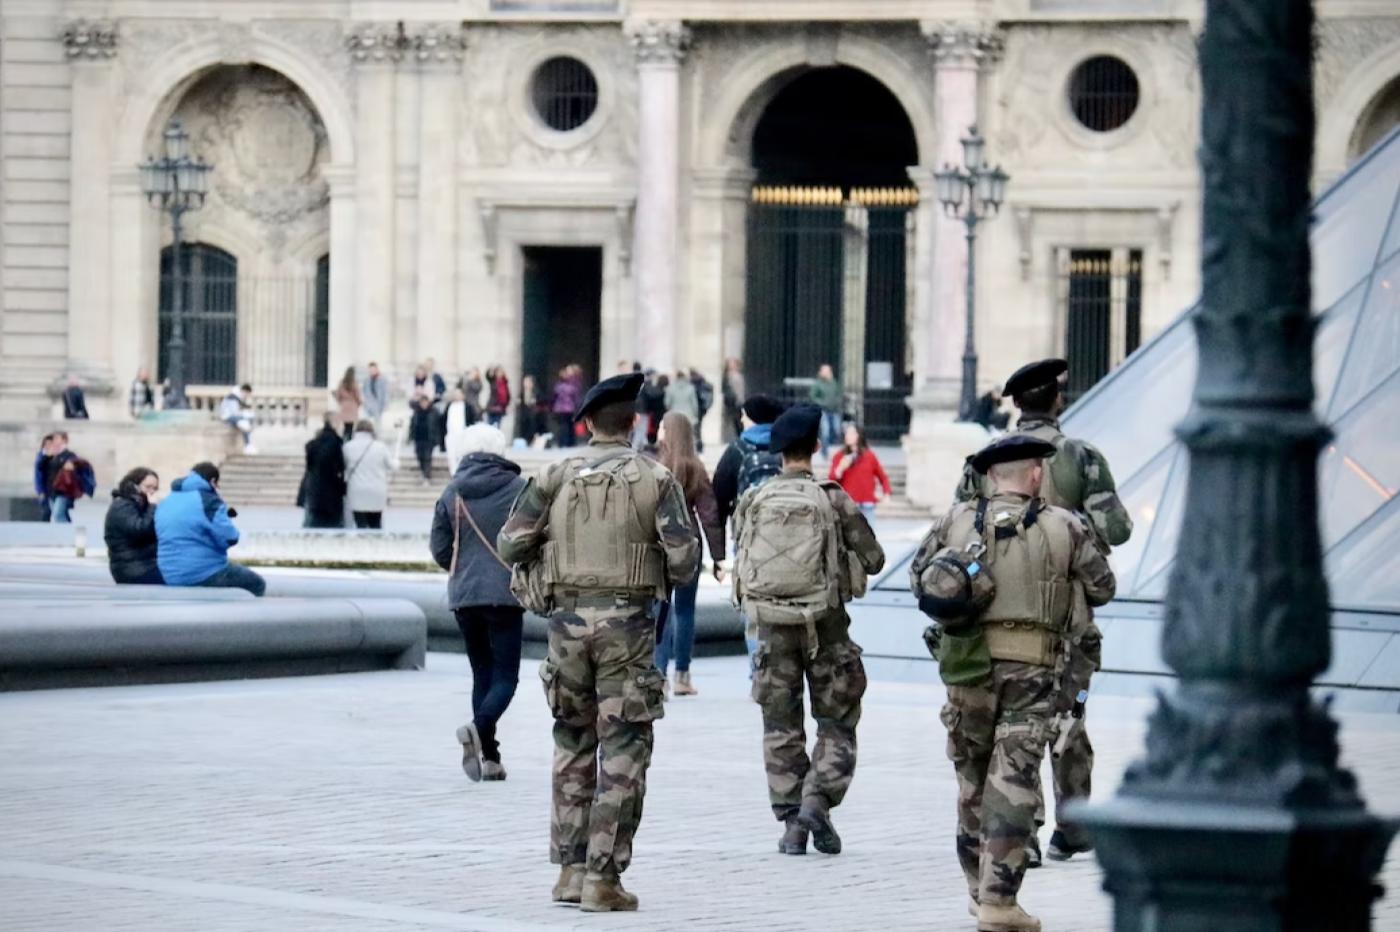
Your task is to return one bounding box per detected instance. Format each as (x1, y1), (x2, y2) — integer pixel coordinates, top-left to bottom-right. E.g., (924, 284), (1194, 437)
(324, 165), (357, 395)
(629, 20), (690, 373)
(902, 22), (1004, 509)
(412, 26), (465, 373)
(63, 20), (120, 412)
(691, 167), (754, 449)
(347, 26), (401, 375)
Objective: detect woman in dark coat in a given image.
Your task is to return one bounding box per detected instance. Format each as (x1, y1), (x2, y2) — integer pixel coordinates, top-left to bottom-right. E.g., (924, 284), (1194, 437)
(302, 414), (347, 528)
(104, 467), (163, 584)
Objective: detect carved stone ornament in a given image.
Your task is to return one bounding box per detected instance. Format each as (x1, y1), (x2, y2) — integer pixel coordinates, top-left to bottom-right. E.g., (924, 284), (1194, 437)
(920, 20), (1005, 68)
(61, 19), (118, 59)
(347, 23), (409, 64)
(411, 24), (468, 64)
(628, 20), (691, 67)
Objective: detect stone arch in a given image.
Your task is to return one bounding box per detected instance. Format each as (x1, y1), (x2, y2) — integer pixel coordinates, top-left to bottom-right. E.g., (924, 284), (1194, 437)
(1318, 38), (1400, 176)
(699, 35), (935, 170)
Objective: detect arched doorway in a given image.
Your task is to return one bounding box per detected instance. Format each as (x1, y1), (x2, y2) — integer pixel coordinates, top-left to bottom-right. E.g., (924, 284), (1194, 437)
(744, 66), (919, 440)
(1350, 75), (1400, 164)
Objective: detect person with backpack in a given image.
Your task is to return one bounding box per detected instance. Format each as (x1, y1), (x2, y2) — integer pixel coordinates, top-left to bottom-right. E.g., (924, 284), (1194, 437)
(498, 371), (699, 913)
(732, 404), (885, 859)
(430, 424), (526, 783)
(912, 433), (1115, 931)
(711, 393), (785, 529)
(42, 432), (94, 523)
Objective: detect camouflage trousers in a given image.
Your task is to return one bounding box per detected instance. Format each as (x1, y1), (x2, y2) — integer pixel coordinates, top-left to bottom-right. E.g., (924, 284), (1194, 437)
(941, 660), (1054, 906)
(539, 607), (666, 875)
(1031, 711), (1093, 846)
(750, 613), (867, 821)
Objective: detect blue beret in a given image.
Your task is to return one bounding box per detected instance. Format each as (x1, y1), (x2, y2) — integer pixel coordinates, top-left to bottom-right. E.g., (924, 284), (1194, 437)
(1004, 358), (1068, 398)
(576, 372), (645, 420)
(970, 434), (1058, 473)
(769, 404), (822, 455)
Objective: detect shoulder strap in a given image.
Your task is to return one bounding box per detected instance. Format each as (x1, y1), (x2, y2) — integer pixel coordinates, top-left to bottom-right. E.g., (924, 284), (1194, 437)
(974, 497), (989, 535)
(346, 440), (374, 481)
(450, 493), (511, 575)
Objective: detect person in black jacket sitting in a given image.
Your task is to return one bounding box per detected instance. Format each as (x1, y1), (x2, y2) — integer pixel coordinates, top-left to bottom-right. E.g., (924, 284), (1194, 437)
(104, 467), (163, 585)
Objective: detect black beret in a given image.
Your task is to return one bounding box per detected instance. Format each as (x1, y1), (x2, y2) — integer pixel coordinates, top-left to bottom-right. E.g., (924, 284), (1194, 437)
(1004, 358), (1068, 398)
(742, 393), (785, 425)
(769, 404), (822, 455)
(576, 372), (645, 420)
(970, 434), (1058, 474)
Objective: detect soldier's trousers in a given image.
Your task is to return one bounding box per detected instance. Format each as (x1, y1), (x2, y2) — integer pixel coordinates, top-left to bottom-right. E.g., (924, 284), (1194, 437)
(750, 613), (867, 821)
(1032, 711), (1093, 846)
(539, 608), (666, 875)
(942, 660), (1054, 906)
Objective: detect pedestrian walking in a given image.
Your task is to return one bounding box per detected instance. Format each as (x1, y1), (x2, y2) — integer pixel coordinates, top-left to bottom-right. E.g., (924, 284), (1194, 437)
(722, 357), (746, 442)
(363, 362), (390, 430)
(689, 368), (714, 453)
(61, 374), (89, 419)
(653, 412), (726, 697)
(333, 366), (362, 441)
(129, 367), (156, 418)
(301, 413), (347, 528)
(410, 394), (438, 482)
(104, 467), (163, 585)
(808, 364), (843, 453)
(663, 369), (698, 428)
(484, 365), (511, 428)
(430, 424), (526, 783)
(954, 358), (1133, 866)
(40, 432), (93, 524)
(642, 372), (668, 447)
(549, 365), (583, 448)
(459, 367), (485, 424)
(342, 420), (397, 529)
(828, 424), (891, 520)
(516, 374), (542, 445)
(733, 404), (885, 858)
(712, 393), (786, 529)
(498, 371), (699, 912)
(914, 433), (1115, 930)
(156, 462), (266, 596)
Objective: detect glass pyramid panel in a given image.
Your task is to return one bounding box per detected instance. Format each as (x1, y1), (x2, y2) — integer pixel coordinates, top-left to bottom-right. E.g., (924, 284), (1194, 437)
(1327, 252), (1400, 420)
(1327, 497), (1400, 612)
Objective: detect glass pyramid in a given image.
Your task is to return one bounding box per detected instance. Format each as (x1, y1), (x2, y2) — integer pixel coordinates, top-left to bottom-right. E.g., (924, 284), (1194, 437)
(1062, 125), (1400, 612)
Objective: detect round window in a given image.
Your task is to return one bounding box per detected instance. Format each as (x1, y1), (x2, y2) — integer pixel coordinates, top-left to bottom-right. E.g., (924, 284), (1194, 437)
(531, 57), (599, 132)
(1068, 56), (1140, 133)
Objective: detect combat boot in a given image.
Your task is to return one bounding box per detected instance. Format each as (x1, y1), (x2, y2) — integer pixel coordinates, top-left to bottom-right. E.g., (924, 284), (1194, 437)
(968, 894), (980, 918)
(580, 871), (639, 912)
(674, 670), (698, 696)
(551, 865), (584, 905)
(1046, 829), (1092, 861)
(1025, 833), (1042, 868)
(796, 797), (842, 855)
(977, 902), (1041, 932)
(778, 816), (808, 855)
(455, 723), (483, 782)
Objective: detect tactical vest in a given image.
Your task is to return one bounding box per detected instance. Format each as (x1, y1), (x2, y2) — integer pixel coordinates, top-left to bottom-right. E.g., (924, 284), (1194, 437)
(539, 448), (668, 600)
(733, 475), (847, 635)
(939, 496), (1075, 666)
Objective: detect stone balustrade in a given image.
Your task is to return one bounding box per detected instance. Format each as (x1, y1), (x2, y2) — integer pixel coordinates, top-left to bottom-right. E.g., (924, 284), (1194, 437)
(185, 385), (329, 431)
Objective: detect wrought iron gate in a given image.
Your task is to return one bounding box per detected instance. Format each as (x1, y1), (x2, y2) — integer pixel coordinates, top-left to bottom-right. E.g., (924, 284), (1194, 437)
(744, 186), (915, 442)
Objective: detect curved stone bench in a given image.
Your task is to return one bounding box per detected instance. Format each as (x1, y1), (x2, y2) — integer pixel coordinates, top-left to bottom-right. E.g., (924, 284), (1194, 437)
(0, 581), (253, 601)
(0, 597), (426, 691)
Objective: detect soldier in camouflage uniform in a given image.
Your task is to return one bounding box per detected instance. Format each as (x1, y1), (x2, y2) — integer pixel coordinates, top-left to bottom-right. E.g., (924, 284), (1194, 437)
(922, 434), (1116, 931)
(497, 372), (699, 913)
(732, 405), (885, 857)
(954, 358), (1132, 864)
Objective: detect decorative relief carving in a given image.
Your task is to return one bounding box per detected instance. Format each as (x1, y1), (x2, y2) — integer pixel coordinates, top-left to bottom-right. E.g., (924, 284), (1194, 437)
(61, 19), (118, 59)
(920, 20), (1005, 68)
(346, 22), (468, 66)
(412, 24), (469, 65)
(347, 22), (409, 63)
(628, 20), (692, 66)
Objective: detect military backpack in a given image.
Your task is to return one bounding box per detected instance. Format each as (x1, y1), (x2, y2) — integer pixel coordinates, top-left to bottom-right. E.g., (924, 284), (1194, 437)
(733, 475), (848, 628)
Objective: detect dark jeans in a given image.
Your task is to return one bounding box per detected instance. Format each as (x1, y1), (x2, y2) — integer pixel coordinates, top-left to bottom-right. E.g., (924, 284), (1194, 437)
(553, 414), (575, 448)
(196, 563), (267, 597)
(415, 443), (434, 480)
(655, 573), (700, 674)
(455, 605), (524, 763)
(352, 511), (382, 529)
(114, 566), (164, 585)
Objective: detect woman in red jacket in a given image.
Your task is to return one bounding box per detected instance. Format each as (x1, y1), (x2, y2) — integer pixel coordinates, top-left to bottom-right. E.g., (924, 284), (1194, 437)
(829, 423), (890, 520)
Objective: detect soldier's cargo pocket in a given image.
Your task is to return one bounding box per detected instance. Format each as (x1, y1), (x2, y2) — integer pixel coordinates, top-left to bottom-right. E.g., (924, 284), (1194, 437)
(539, 659), (564, 718)
(539, 659), (590, 726)
(939, 703), (965, 763)
(829, 641), (867, 709)
(621, 667), (666, 723)
(749, 643), (771, 704)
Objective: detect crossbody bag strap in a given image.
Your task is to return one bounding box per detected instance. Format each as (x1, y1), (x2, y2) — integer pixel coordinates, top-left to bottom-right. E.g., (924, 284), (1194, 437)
(346, 441), (374, 483)
(451, 493), (511, 575)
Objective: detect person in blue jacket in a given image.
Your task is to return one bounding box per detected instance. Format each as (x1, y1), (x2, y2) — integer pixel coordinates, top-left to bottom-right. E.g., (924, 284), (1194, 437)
(155, 461), (265, 596)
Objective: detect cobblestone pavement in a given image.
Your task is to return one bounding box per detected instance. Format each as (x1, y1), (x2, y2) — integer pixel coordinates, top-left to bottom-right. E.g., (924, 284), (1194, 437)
(3, 656), (1399, 931)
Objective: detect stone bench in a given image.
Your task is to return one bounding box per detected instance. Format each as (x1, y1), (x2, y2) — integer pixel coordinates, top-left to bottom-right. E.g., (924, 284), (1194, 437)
(0, 580), (252, 601)
(0, 597), (426, 691)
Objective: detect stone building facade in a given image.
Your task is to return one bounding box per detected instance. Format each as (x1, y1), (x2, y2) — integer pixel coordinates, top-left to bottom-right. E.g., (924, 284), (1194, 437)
(2, 0), (1398, 500)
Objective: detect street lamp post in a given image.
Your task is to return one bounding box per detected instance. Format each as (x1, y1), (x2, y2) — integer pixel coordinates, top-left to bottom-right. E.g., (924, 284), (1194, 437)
(139, 121), (212, 410)
(933, 126), (1009, 422)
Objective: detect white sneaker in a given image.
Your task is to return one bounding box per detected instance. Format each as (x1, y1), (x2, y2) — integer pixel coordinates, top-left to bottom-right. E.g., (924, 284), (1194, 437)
(243, 444), (258, 455)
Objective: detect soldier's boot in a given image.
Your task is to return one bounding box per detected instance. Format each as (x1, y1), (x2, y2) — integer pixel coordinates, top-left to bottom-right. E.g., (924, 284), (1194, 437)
(673, 670), (698, 696)
(455, 723), (483, 782)
(778, 816), (808, 855)
(977, 902), (1041, 932)
(796, 797), (842, 855)
(580, 871), (639, 912)
(1046, 829), (1092, 862)
(551, 865), (584, 905)
(968, 894), (981, 918)
(1025, 833), (1043, 869)
(481, 759), (507, 781)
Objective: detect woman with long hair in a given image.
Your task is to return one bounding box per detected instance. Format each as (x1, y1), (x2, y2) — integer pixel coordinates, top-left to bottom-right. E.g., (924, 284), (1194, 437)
(104, 467), (162, 584)
(655, 411), (725, 696)
(333, 365), (362, 441)
(829, 423), (890, 520)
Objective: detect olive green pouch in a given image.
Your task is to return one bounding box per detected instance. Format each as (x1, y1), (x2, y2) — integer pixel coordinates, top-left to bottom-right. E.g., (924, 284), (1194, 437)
(932, 625), (993, 687)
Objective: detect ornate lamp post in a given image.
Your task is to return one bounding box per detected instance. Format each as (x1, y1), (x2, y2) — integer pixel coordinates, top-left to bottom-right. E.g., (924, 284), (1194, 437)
(1078, 2), (1396, 928)
(933, 126), (1009, 422)
(139, 121), (212, 409)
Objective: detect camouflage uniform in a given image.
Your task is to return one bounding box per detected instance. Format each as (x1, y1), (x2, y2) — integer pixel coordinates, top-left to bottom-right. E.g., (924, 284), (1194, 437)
(743, 473), (886, 822)
(920, 492), (1115, 904)
(498, 440), (699, 877)
(954, 414), (1131, 849)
